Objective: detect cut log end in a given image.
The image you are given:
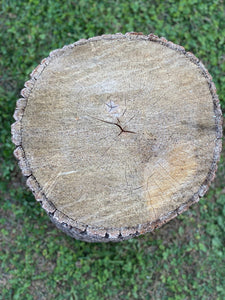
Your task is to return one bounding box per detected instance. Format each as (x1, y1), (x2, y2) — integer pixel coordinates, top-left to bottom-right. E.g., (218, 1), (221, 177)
(12, 33), (222, 242)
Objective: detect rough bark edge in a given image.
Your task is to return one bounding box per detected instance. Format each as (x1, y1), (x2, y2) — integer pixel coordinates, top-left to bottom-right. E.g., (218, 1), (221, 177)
(11, 32), (223, 242)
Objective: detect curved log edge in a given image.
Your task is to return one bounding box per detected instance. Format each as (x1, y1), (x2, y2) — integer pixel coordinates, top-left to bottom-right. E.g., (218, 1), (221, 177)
(11, 32), (223, 242)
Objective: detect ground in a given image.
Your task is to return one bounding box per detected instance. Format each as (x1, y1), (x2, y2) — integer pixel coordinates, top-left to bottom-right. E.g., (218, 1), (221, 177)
(0, 1), (225, 299)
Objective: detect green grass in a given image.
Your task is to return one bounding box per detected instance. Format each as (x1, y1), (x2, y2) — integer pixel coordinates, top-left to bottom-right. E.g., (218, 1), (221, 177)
(0, 0), (225, 299)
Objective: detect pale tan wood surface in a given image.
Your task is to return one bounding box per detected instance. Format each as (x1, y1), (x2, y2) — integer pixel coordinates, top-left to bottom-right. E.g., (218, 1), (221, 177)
(12, 33), (222, 241)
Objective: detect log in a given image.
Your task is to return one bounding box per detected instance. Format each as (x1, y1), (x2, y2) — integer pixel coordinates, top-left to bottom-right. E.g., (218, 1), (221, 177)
(12, 33), (222, 242)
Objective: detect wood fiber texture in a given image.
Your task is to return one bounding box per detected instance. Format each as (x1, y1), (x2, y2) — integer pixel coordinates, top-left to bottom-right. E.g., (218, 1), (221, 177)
(12, 33), (222, 242)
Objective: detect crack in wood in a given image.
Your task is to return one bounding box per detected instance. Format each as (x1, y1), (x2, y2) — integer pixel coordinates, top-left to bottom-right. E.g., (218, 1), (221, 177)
(88, 114), (137, 136)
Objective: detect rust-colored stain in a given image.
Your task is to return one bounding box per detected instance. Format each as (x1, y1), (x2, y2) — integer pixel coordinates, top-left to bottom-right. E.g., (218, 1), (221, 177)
(144, 142), (197, 219)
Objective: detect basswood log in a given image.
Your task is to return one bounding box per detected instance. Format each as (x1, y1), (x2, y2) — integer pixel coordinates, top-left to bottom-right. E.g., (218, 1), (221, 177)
(12, 33), (222, 242)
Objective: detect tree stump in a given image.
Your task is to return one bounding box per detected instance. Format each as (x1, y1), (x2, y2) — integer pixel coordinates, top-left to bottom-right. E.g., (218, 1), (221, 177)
(12, 33), (222, 242)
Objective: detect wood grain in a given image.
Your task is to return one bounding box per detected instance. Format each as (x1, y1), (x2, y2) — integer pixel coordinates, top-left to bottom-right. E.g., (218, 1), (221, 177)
(12, 33), (222, 242)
